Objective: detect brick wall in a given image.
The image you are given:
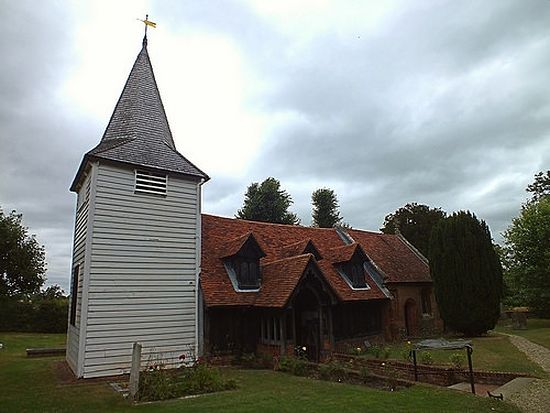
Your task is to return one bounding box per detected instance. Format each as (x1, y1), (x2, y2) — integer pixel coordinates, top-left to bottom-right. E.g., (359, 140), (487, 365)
(333, 354), (531, 386)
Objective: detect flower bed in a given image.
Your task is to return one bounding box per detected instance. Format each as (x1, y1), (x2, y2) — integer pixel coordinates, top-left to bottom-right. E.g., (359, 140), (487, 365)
(137, 362), (237, 402)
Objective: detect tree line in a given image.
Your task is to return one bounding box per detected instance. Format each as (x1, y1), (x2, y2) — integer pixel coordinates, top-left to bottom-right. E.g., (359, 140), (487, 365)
(2, 170), (547, 335)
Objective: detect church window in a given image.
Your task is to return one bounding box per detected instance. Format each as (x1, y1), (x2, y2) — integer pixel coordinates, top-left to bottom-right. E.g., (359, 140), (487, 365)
(69, 265), (79, 326)
(134, 170), (167, 196)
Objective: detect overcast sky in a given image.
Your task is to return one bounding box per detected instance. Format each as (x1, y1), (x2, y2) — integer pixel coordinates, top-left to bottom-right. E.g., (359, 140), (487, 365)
(1, 0), (549, 291)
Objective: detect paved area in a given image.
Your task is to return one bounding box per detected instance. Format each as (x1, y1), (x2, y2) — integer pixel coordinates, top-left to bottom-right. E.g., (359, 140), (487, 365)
(506, 335), (550, 373)
(503, 333), (550, 413)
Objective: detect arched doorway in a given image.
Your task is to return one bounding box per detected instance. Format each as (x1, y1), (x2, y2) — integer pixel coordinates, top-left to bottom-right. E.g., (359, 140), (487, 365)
(404, 299), (418, 337)
(294, 287), (321, 361)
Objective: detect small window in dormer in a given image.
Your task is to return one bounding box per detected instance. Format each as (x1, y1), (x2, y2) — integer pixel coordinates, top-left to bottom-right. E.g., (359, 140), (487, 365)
(135, 170), (167, 196)
(342, 261), (368, 289)
(232, 258), (261, 289)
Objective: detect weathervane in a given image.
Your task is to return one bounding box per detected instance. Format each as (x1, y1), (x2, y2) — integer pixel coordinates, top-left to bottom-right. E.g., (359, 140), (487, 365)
(137, 14), (157, 46)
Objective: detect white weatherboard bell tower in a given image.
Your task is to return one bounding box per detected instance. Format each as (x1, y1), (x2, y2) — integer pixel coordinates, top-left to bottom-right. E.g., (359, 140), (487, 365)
(66, 33), (208, 378)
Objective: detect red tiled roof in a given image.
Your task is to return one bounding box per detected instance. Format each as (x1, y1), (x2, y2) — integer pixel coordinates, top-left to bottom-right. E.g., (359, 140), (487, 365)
(200, 214), (430, 308)
(347, 229), (431, 283)
(254, 254), (314, 308)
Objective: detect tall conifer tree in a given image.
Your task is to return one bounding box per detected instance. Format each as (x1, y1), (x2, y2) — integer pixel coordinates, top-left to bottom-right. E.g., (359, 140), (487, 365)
(429, 211), (503, 336)
(311, 188), (342, 228)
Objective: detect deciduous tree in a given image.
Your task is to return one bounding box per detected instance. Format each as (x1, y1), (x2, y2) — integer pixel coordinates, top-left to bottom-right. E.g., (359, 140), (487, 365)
(381, 203), (446, 257)
(236, 177), (300, 225)
(311, 188), (342, 228)
(429, 211), (503, 336)
(0, 208), (46, 297)
(526, 170), (550, 202)
(503, 197), (550, 316)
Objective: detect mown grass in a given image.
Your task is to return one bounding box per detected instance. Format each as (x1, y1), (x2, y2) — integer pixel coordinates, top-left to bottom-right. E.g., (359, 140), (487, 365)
(495, 318), (550, 350)
(0, 333), (520, 413)
(360, 333), (546, 377)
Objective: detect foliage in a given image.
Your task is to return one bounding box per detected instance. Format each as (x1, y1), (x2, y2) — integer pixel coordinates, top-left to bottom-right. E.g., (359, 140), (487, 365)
(526, 170), (550, 202)
(368, 345), (382, 358)
(0, 208), (46, 297)
(278, 356), (310, 376)
(0, 285), (68, 333)
(429, 211), (503, 336)
(449, 353), (464, 369)
(382, 347), (391, 359)
(318, 360), (347, 382)
(380, 203), (446, 257)
(236, 177), (300, 224)
(138, 361), (237, 402)
(420, 352), (434, 365)
(311, 188), (342, 228)
(503, 197), (550, 317)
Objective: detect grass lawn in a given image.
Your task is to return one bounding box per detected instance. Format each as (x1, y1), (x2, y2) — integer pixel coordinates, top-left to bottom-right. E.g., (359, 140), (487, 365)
(361, 333), (546, 377)
(0, 333), (520, 413)
(495, 318), (550, 350)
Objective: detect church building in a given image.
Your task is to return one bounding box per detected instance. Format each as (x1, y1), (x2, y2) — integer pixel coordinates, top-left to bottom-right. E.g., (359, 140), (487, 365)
(67, 34), (440, 378)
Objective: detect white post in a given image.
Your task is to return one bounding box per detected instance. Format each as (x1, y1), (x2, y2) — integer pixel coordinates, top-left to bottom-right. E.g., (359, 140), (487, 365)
(129, 342), (142, 401)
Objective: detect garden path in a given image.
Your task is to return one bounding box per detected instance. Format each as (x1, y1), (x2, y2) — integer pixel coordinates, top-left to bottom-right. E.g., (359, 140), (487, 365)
(501, 333), (550, 413)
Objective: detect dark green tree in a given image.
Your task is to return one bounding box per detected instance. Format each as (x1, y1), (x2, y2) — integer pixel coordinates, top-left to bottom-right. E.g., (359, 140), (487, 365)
(429, 211), (503, 336)
(311, 188), (342, 228)
(236, 177), (300, 225)
(0, 208), (46, 297)
(503, 197), (550, 316)
(526, 170), (550, 202)
(381, 203), (446, 257)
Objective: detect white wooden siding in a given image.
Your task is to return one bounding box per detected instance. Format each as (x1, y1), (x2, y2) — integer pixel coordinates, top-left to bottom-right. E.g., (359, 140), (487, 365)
(66, 172), (91, 371)
(81, 162), (199, 378)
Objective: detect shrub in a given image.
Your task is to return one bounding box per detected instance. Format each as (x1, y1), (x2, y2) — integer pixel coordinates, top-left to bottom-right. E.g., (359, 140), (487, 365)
(138, 364), (175, 401)
(318, 361), (346, 382)
(382, 347), (391, 359)
(400, 348), (411, 361)
(369, 345), (382, 358)
(178, 363), (237, 395)
(449, 353), (464, 369)
(420, 352), (434, 365)
(278, 356), (309, 376)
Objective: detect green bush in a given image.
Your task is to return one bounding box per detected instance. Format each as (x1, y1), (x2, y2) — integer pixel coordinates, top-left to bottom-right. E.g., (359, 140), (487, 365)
(382, 347), (391, 359)
(369, 345), (382, 358)
(138, 365), (175, 401)
(449, 353), (464, 369)
(318, 361), (346, 382)
(420, 352), (434, 365)
(400, 348), (411, 361)
(278, 356), (310, 376)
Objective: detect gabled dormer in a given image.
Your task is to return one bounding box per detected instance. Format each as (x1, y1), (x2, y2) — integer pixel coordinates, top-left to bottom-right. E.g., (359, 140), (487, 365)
(223, 232), (266, 291)
(331, 244), (370, 290)
(281, 239), (323, 261)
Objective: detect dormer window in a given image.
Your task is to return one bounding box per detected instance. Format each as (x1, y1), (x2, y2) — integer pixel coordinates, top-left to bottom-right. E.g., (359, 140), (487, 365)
(333, 245), (370, 290)
(341, 261), (368, 289)
(232, 258), (260, 289)
(223, 233), (266, 291)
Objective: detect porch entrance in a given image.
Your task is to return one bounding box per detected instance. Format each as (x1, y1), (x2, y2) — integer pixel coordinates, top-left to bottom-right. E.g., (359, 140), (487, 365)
(294, 288), (321, 361)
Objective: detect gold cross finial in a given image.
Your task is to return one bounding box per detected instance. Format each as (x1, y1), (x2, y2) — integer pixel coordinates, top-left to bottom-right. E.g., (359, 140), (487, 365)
(138, 14), (157, 46)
